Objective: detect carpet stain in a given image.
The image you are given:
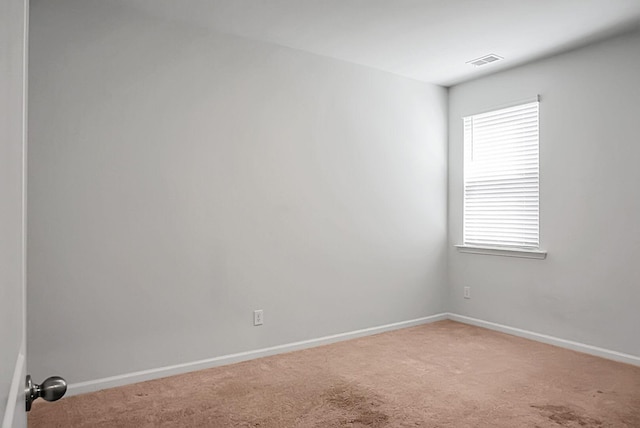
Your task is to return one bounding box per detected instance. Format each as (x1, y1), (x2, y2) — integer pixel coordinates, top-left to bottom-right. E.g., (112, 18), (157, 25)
(324, 382), (389, 426)
(531, 404), (603, 427)
(294, 381), (390, 427)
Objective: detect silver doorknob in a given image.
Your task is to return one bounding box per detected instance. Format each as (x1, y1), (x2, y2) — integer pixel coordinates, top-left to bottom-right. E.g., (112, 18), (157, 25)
(25, 375), (67, 411)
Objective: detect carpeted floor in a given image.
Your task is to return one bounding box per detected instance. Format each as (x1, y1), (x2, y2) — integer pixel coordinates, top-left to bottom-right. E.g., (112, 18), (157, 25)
(29, 320), (640, 427)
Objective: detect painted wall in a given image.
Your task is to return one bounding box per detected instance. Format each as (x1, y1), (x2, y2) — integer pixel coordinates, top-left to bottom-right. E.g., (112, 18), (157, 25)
(448, 29), (640, 356)
(0, 0), (27, 425)
(27, 0), (448, 384)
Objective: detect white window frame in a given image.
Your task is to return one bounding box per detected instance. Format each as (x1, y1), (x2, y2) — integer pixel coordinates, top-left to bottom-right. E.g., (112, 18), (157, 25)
(456, 97), (546, 259)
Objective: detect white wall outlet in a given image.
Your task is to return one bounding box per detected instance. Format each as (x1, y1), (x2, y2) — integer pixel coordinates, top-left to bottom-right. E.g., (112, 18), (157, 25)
(253, 309), (264, 326)
(463, 287), (471, 299)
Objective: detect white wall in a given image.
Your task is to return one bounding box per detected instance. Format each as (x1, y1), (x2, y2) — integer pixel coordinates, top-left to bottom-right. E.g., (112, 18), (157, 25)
(448, 29), (640, 356)
(1, 0), (27, 424)
(27, 0), (448, 384)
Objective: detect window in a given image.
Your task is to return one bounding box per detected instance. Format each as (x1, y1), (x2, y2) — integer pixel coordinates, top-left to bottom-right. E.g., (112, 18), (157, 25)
(462, 98), (540, 251)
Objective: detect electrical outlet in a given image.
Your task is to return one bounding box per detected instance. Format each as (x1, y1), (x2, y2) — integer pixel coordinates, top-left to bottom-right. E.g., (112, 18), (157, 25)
(463, 287), (471, 299)
(253, 309), (264, 326)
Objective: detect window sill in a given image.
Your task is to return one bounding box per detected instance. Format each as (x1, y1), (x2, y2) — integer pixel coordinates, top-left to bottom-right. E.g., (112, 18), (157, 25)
(455, 245), (547, 260)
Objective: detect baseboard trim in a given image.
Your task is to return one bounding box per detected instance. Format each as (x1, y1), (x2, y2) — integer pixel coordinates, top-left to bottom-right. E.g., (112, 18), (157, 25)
(67, 313), (448, 396)
(2, 352), (25, 428)
(67, 311), (640, 397)
(447, 313), (640, 367)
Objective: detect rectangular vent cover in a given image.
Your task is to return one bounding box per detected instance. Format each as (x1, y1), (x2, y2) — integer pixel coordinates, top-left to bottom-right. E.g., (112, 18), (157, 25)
(467, 54), (503, 67)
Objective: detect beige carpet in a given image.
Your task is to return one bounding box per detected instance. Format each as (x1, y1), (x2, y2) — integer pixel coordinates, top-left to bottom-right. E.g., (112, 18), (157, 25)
(29, 321), (640, 427)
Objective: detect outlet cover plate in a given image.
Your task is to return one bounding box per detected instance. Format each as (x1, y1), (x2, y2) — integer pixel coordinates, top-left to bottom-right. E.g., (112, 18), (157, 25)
(254, 309), (264, 326)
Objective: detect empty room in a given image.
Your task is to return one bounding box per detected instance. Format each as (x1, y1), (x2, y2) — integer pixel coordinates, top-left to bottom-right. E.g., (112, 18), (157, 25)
(2, 0), (640, 427)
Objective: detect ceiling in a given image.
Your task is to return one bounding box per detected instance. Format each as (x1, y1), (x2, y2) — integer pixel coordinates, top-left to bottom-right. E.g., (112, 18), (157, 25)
(129, 0), (640, 86)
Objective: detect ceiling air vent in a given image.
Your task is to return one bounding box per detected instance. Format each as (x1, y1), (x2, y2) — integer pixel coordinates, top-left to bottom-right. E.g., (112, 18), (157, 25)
(467, 54), (503, 67)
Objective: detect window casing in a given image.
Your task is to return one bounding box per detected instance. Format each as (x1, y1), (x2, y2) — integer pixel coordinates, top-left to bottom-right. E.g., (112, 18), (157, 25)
(463, 99), (540, 249)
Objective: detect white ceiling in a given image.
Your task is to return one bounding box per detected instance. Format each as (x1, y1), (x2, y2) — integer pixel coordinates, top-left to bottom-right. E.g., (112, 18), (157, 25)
(129, 0), (640, 86)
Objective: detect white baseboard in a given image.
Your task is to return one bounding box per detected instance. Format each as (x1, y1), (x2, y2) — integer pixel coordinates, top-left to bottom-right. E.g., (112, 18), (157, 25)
(447, 313), (640, 367)
(67, 311), (640, 397)
(67, 313), (448, 396)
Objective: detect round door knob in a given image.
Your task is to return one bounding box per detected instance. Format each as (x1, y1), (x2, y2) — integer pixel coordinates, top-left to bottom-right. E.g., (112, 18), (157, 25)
(26, 375), (67, 411)
(39, 376), (67, 402)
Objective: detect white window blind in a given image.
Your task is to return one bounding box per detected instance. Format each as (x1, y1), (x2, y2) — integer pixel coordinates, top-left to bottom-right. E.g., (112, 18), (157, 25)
(463, 99), (539, 249)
